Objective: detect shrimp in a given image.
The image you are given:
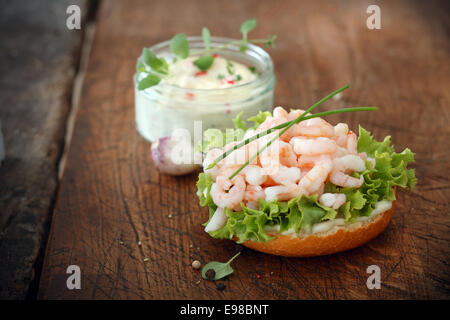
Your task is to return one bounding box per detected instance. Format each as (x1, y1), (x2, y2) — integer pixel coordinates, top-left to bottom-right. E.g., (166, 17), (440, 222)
(244, 185), (265, 202)
(261, 175), (278, 188)
(241, 129), (263, 165)
(297, 154), (331, 167)
(246, 201), (259, 210)
(319, 193), (347, 209)
(259, 141), (281, 175)
(287, 109), (307, 121)
(334, 123), (349, 136)
(270, 165), (301, 186)
(316, 183), (325, 196)
(346, 131), (358, 154)
(245, 140), (261, 165)
(243, 129), (256, 140)
(262, 107), (303, 142)
(329, 155), (365, 188)
(255, 116), (286, 137)
(332, 146), (349, 158)
(298, 155), (333, 194)
(290, 137), (337, 156)
(203, 148), (224, 179)
(222, 138), (260, 167)
(279, 140), (298, 167)
(222, 141), (247, 166)
(358, 151), (368, 160)
(333, 123), (349, 147)
(285, 118), (335, 139)
(242, 165), (267, 186)
(355, 152), (376, 167)
(329, 170), (364, 188)
(333, 154), (366, 173)
(259, 140), (298, 174)
(273, 106), (289, 119)
(264, 183), (307, 202)
(210, 173), (246, 211)
(297, 155), (330, 181)
(275, 108), (311, 141)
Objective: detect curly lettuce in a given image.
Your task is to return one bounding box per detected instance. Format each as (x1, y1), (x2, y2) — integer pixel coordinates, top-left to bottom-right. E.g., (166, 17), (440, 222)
(196, 117), (416, 243)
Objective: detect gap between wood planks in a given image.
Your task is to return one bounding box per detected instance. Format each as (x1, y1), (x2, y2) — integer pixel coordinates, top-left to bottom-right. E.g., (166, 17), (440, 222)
(58, 22), (96, 180)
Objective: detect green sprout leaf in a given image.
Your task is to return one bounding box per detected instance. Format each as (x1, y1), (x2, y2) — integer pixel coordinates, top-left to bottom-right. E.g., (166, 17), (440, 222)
(265, 35), (277, 47)
(143, 48), (162, 69)
(194, 55), (214, 71)
(170, 33), (189, 59)
(240, 19), (257, 39)
(202, 27), (211, 50)
(142, 48), (168, 74)
(201, 251), (241, 281)
(136, 58), (145, 72)
(138, 74), (161, 90)
(239, 19), (257, 52)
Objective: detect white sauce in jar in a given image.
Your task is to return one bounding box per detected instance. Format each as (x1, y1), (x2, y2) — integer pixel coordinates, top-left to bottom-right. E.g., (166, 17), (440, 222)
(165, 56), (257, 89)
(134, 39), (275, 143)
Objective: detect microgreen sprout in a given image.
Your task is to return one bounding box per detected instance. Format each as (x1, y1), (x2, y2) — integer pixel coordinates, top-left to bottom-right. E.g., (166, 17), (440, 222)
(201, 251), (241, 281)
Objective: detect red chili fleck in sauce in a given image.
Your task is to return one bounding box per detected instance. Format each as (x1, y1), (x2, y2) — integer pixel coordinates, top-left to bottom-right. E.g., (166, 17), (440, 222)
(255, 273), (261, 279)
(195, 71), (207, 77)
(213, 53), (218, 58)
(185, 92), (195, 100)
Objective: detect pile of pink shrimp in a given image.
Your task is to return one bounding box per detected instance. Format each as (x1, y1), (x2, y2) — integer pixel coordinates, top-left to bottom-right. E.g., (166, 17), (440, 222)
(203, 106), (375, 214)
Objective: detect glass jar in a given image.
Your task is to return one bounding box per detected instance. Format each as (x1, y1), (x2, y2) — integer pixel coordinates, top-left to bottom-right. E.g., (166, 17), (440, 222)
(134, 36), (275, 143)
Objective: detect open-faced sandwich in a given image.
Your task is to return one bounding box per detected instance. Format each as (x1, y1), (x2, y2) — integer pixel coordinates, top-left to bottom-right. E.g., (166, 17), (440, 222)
(196, 87), (416, 257)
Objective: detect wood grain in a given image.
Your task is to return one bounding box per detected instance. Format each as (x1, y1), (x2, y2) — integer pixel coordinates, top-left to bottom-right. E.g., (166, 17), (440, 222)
(0, 0), (89, 299)
(38, 0), (450, 299)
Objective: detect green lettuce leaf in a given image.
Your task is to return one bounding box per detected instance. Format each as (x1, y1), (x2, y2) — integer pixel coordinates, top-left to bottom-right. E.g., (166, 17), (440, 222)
(324, 126), (416, 218)
(196, 173), (217, 224)
(247, 111), (272, 130)
(196, 127), (245, 153)
(206, 195), (336, 243)
(232, 111), (247, 131)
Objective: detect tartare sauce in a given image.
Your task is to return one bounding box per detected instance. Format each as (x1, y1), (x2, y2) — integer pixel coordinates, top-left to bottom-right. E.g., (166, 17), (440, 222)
(134, 39), (275, 143)
(164, 56), (257, 89)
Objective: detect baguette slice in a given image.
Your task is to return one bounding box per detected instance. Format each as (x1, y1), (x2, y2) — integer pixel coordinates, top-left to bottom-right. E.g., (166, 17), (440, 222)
(239, 200), (396, 257)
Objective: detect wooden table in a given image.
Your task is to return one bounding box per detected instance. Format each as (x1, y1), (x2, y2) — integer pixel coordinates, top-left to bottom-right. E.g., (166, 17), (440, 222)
(37, 0), (449, 299)
(0, 0), (90, 299)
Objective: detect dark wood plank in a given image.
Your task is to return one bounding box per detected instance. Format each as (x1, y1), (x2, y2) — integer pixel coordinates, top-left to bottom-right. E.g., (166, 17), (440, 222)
(38, 0), (449, 299)
(0, 0), (90, 299)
